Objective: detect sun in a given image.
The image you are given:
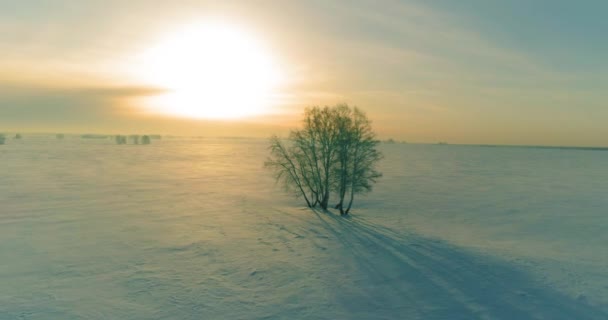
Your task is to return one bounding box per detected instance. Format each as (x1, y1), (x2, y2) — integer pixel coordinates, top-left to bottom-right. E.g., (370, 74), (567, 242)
(135, 21), (282, 119)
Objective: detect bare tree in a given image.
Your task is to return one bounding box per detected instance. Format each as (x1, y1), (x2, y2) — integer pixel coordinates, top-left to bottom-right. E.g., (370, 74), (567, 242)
(304, 106), (342, 210)
(266, 135), (315, 207)
(266, 104), (382, 214)
(265, 106), (341, 210)
(341, 108), (382, 215)
(332, 105), (354, 213)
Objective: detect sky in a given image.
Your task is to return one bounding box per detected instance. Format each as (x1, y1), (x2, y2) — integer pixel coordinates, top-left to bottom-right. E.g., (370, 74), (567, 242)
(1, 0), (607, 146)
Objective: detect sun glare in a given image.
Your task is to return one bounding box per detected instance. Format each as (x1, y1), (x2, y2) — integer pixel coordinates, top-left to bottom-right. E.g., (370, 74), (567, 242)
(136, 21), (282, 119)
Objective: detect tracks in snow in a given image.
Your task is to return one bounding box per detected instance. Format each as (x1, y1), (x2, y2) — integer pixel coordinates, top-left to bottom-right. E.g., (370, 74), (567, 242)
(267, 208), (607, 320)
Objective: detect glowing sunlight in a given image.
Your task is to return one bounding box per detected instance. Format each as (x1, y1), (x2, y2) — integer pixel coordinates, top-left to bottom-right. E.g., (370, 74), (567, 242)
(136, 21), (283, 119)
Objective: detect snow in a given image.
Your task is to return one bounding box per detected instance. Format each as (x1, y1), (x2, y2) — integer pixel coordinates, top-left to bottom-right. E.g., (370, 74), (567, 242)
(1, 137), (607, 319)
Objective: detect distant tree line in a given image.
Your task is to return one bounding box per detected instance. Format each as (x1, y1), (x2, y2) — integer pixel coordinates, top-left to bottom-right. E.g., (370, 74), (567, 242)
(265, 104), (382, 215)
(115, 135), (152, 145)
(0, 133), (21, 144)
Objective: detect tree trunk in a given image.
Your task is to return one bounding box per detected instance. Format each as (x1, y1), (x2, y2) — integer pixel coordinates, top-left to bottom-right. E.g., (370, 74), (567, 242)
(320, 193), (329, 210)
(335, 201), (345, 215)
(345, 187), (355, 215)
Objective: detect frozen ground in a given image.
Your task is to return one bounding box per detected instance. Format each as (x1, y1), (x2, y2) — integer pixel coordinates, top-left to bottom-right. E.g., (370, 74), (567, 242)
(1, 136), (607, 319)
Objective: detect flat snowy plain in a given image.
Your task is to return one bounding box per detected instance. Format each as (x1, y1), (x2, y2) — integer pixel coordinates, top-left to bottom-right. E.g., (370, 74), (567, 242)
(1, 136), (607, 319)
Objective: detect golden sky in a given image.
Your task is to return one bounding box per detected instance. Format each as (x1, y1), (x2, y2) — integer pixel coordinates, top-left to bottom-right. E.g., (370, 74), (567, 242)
(1, 0), (607, 146)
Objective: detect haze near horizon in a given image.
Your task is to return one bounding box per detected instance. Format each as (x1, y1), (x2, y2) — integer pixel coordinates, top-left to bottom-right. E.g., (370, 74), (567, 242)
(1, 0), (606, 146)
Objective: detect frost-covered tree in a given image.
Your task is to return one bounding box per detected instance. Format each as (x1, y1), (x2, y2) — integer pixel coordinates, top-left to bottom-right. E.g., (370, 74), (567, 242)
(265, 104), (381, 214)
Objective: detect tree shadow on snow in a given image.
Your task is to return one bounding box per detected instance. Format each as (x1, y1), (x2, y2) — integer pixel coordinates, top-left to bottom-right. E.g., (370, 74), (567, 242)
(311, 210), (608, 320)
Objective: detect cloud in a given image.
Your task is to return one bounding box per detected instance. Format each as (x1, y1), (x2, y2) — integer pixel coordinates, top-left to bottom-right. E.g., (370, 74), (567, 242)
(0, 84), (164, 127)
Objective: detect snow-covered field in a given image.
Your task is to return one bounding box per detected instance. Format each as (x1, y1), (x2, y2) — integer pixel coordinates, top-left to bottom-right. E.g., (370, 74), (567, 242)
(1, 136), (607, 319)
